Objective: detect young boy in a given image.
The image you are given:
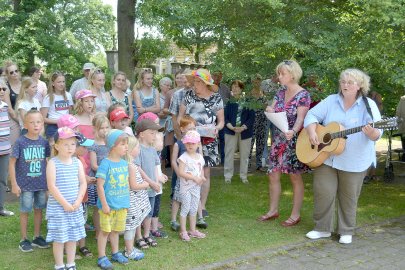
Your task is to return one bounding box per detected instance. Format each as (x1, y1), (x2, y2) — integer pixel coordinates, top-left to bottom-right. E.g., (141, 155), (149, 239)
(96, 129), (130, 269)
(9, 110), (51, 252)
(109, 107), (134, 136)
(135, 119), (163, 247)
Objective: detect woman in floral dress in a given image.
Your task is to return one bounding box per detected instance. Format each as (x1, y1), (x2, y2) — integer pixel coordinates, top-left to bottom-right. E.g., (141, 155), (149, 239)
(178, 69), (224, 218)
(258, 60), (310, 227)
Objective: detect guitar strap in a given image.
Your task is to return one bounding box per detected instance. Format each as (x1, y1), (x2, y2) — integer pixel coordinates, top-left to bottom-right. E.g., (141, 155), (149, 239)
(362, 95), (374, 121)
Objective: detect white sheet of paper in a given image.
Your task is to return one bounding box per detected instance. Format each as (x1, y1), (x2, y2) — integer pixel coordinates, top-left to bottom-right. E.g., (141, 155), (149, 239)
(264, 111), (288, 132)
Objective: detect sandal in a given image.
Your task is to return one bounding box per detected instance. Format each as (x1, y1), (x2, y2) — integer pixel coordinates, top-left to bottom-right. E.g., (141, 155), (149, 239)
(97, 256), (113, 270)
(189, 230), (206, 239)
(135, 238), (149, 249)
(179, 231), (190, 242)
(281, 217), (301, 227)
(79, 246), (93, 257)
(143, 236), (158, 247)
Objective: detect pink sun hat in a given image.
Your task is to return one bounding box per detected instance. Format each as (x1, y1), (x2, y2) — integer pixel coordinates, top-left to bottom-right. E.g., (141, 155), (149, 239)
(137, 112), (158, 123)
(182, 130), (201, 144)
(57, 114), (79, 129)
(75, 89), (97, 100)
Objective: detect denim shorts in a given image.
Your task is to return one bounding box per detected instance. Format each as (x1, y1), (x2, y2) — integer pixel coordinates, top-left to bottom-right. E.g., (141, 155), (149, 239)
(20, 190), (47, 213)
(147, 196), (155, 218)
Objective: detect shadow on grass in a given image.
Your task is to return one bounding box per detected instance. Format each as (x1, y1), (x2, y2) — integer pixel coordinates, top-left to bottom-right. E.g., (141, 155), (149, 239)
(1, 171), (405, 269)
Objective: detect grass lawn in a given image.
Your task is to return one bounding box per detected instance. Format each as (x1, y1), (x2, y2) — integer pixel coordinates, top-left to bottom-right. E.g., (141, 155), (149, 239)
(1, 170), (405, 270)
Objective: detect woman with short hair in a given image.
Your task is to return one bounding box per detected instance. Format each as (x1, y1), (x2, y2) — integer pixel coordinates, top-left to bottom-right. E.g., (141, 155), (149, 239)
(304, 68), (381, 244)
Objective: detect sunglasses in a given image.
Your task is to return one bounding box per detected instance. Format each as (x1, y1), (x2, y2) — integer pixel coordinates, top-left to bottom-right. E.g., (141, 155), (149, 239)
(9, 69), (19, 75)
(283, 60), (293, 65)
(0, 87), (7, 91)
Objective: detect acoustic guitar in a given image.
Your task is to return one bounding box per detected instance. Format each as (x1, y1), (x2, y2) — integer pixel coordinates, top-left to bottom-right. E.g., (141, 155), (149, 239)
(296, 117), (398, 168)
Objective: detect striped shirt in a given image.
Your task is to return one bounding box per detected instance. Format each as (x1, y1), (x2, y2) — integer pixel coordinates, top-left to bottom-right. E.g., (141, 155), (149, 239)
(0, 101), (11, 155)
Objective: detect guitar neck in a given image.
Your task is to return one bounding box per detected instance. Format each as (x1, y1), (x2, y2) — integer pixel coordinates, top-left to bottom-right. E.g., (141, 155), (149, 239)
(331, 124), (371, 139)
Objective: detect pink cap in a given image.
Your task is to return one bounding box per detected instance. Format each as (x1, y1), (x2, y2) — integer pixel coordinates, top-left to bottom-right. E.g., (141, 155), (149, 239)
(110, 108), (129, 122)
(137, 112), (158, 122)
(75, 89), (97, 100)
(57, 114), (79, 129)
(182, 130), (200, 144)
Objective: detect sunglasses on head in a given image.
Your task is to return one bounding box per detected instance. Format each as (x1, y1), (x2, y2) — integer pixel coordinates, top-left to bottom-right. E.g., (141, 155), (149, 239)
(9, 69), (18, 75)
(283, 60), (293, 65)
(0, 87), (7, 91)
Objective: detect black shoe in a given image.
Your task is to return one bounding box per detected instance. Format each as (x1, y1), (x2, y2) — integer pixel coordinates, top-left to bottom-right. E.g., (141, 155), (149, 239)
(363, 176), (371, 184)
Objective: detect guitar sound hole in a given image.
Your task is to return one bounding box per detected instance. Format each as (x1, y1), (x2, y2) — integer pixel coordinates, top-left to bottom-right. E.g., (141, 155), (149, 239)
(323, 133), (331, 144)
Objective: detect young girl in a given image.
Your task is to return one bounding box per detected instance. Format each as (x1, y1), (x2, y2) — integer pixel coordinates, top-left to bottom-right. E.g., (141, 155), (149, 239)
(88, 68), (111, 113)
(41, 72), (73, 142)
(109, 71), (134, 121)
(123, 136), (150, 260)
(133, 69), (160, 120)
(88, 114), (110, 239)
(74, 89), (96, 140)
(16, 77), (42, 130)
(0, 78), (13, 217)
(177, 130), (206, 241)
(46, 127), (87, 270)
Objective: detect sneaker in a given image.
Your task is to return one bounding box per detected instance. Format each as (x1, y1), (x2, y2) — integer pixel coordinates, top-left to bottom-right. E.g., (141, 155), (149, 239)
(196, 217), (208, 229)
(170, 221), (180, 231)
(0, 209), (15, 216)
(241, 178), (249, 184)
(111, 251), (128, 265)
(55, 266), (65, 270)
(65, 264), (76, 270)
(339, 235), (352, 244)
(151, 229), (168, 238)
(202, 209), (209, 218)
(19, 239), (33, 252)
(306, 230), (331, 240)
(189, 230), (206, 239)
(124, 248), (144, 261)
(225, 178), (231, 183)
(32, 236), (50, 249)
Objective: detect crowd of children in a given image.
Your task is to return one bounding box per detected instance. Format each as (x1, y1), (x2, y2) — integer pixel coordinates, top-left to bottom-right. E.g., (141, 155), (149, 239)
(2, 74), (207, 269)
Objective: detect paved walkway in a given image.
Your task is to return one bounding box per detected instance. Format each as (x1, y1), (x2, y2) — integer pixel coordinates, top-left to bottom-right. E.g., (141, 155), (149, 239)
(194, 216), (405, 270)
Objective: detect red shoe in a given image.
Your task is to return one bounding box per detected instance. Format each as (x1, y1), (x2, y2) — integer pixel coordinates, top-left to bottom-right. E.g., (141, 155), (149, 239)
(281, 217), (301, 227)
(257, 212), (279, 222)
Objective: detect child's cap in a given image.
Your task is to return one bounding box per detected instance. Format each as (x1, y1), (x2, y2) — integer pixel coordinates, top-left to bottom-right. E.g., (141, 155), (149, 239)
(54, 127), (81, 142)
(75, 89), (97, 100)
(136, 119), (164, 134)
(57, 114), (79, 129)
(76, 133), (94, 147)
(182, 130), (200, 144)
(110, 108), (129, 122)
(137, 112), (158, 123)
(107, 129), (127, 149)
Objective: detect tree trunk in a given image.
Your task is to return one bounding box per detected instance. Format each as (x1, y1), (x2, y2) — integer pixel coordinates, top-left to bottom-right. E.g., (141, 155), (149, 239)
(117, 0), (136, 82)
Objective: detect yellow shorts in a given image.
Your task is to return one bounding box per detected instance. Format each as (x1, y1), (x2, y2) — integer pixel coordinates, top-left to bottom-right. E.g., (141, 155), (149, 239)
(99, 209), (127, 233)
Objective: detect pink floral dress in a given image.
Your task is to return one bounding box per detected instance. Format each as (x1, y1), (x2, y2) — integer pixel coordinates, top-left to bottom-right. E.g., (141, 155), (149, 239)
(268, 89), (310, 174)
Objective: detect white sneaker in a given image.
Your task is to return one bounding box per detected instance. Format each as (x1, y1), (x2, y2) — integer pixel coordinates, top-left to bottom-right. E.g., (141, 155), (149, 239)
(241, 178), (249, 184)
(339, 235), (352, 244)
(306, 230), (331, 239)
(225, 178), (231, 183)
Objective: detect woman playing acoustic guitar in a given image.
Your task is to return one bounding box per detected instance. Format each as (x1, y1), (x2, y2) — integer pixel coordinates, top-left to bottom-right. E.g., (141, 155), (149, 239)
(304, 68), (381, 244)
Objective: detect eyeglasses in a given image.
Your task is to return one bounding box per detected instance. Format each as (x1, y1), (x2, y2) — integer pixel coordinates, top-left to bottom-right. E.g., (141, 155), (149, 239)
(0, 87), (7, 91)
(91, 68), (103, 78)
(283, 60), (293, 65)
(339, 80), (357, 86)
(9, 69), (18, 75)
